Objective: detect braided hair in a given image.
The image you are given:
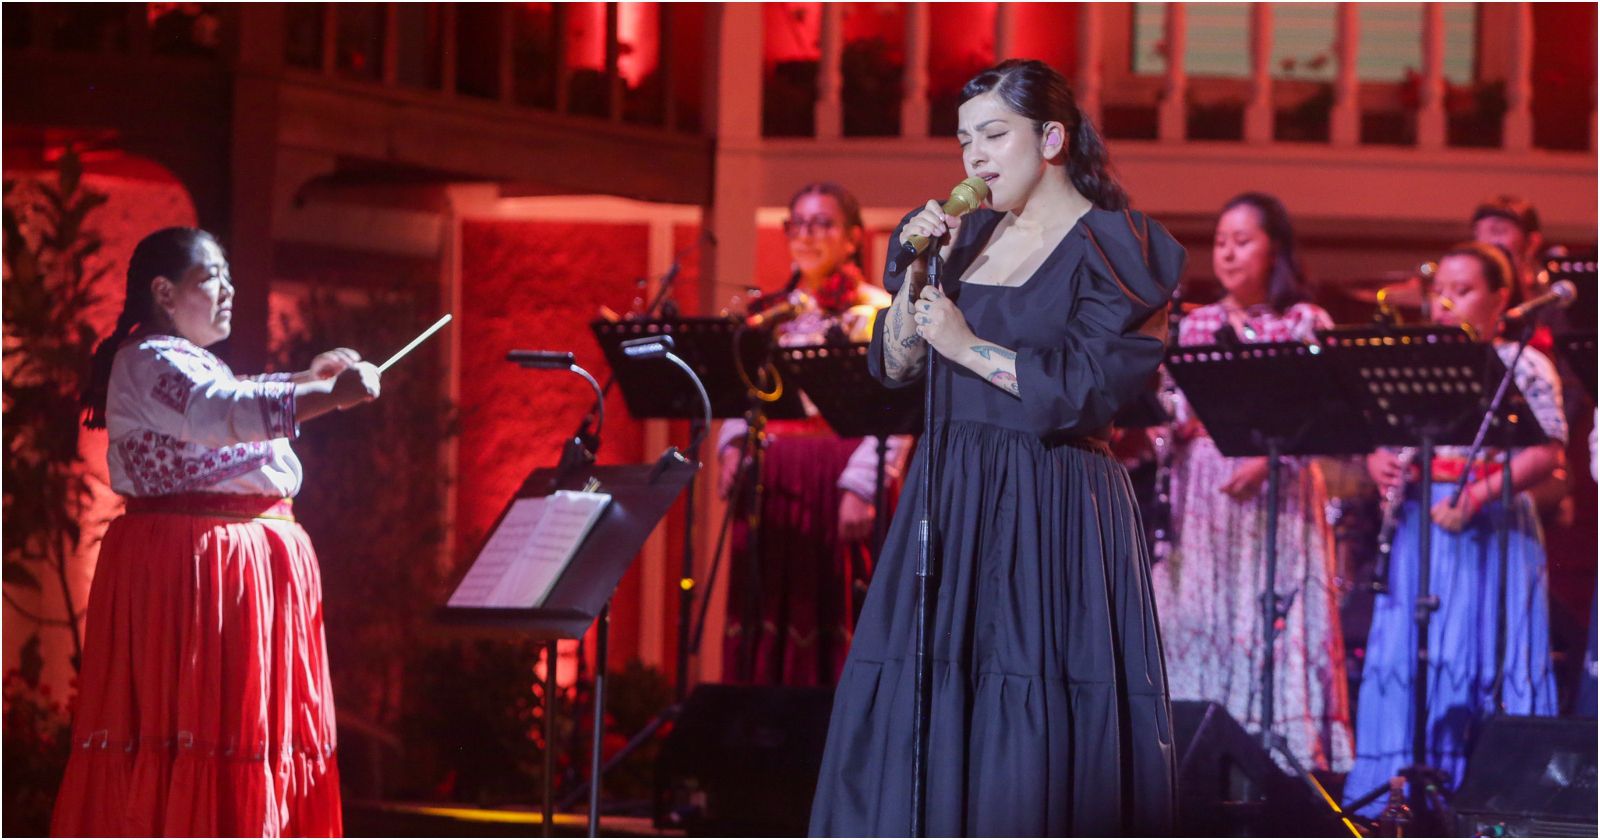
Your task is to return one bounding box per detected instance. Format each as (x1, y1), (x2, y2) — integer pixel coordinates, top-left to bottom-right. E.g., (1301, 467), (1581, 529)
(82, 227), (217, 429)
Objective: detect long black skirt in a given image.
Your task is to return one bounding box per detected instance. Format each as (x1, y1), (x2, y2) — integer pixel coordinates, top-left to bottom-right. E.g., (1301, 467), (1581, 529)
(808, 420), (1175, 837)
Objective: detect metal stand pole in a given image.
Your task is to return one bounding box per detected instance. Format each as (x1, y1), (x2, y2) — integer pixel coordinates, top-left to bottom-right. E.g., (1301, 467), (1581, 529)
(873, 435), (890, 556)
(543, 640), (558, 838)
(1412, 436), (1439, 780)
(911, 247), (943, 838)
(1260, 440), (1284, 750)
(1493, 445), (1514, 710)
(676, 430), (699, 702)
(588, 602), (610, 837)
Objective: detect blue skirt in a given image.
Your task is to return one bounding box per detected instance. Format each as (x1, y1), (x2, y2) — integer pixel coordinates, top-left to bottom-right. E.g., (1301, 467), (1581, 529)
(1345, 483), (1555, 815)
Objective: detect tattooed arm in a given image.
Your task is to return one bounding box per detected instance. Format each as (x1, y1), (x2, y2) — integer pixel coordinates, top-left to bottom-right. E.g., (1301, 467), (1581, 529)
(912, 284), (1021, 398)
(955, 342), (1021, 398)
(881, 271), (929, 382)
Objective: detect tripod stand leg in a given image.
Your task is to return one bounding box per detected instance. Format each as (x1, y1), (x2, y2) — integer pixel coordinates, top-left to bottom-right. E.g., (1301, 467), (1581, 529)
(677, 445), (698, 702)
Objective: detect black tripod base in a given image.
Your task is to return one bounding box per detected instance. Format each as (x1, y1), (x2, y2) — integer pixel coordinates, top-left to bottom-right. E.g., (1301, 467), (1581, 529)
(1173, 701), (1358, 837)
(1343, 764), (1455, 836)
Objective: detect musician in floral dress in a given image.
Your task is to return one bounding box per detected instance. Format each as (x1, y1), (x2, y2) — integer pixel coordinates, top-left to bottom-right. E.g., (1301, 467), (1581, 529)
(1152, 193), (1355, 774)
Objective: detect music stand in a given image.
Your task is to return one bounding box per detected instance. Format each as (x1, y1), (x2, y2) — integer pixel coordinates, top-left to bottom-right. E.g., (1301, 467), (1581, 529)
(596, 318), (812, 683)
(1318, 326), (1547, 825)
(593, 318), (808, 421)
(778, 341), (923, 552)
(439, 452), (696, 838)
(1167, 341), (1373, 788)
(1554, 331), (1597, 403)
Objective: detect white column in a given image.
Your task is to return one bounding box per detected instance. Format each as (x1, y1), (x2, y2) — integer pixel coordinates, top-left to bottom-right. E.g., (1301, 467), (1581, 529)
(1330, 3), (1360, 147)
(815, 4), (843, 139)
(900, 3), (930, 139)
(1157, 3), (1188, 143)
(994, 3), (1017, 62)
(1244, 3), (1274, 143)
(700, 3), (764, 684)
(1076, 3), (1104, 125)
(1416, 4), (1447, 149)
(1502, 2), (1534, 151)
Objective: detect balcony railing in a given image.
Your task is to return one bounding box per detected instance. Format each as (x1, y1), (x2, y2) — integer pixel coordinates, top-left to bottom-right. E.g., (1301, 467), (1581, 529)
(760, 2), (1596, 155)
(4, 3), (707, 136)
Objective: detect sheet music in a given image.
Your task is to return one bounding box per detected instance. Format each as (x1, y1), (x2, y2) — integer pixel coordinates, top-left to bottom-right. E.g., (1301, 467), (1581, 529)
(446, 491), (612, 609)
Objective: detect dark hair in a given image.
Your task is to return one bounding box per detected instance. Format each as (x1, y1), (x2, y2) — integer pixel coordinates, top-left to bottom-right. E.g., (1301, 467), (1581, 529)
(789, 181), (866, 271)
(1471, 195), (1541, 236)
(82, 227), (218, 429)
(958, 59), (1128, 210)
(1219, 192), (1310, 313)
(1441, 240), (1521, 308)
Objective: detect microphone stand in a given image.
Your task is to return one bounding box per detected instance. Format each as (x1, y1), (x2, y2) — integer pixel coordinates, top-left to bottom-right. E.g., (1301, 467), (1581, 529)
(554, 336), (710, 815)
(911, 241), (944, 838)
(1449, 317), (1537, 711)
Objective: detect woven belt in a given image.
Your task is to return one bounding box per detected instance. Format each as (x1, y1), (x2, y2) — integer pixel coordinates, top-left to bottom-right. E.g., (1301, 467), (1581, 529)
(125, 493), (295, 522)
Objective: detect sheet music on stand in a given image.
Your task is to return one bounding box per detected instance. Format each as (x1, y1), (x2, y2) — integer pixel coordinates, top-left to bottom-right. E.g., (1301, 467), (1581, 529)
(447, 491), (612, 609)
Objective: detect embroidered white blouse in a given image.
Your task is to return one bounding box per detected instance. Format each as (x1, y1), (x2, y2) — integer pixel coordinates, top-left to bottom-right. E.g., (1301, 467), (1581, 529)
(106, 335), (303, 498)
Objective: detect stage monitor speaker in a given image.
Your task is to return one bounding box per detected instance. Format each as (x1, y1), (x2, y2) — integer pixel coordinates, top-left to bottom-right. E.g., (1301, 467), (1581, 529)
(1455, 715), (1597, 838)
(654, 683), (833, 837)
(1173, 700), (1357, 837)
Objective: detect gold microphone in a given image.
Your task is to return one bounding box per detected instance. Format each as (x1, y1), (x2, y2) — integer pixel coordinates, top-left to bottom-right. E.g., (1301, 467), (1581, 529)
(899, 176), (990, 258)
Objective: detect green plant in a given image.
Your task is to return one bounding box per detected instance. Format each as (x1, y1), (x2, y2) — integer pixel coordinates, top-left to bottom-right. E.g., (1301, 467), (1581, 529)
(2, 635), (73, 836)
(2, 149), (109, 668)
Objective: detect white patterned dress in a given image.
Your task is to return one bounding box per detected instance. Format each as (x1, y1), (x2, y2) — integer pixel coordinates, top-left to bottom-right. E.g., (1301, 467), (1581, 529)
(1151, 301), (1355, 773)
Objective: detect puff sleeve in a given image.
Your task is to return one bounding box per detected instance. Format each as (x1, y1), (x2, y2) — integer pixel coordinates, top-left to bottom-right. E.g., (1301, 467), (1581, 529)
(1012, 209), (1185, 439)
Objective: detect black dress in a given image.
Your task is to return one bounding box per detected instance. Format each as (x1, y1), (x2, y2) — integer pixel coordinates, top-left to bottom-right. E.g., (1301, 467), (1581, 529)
(808, 206), (1186, 837)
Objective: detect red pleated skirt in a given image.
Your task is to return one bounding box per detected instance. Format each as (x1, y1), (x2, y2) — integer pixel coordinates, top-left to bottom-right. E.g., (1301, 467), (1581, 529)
(51, 493), (342, 837)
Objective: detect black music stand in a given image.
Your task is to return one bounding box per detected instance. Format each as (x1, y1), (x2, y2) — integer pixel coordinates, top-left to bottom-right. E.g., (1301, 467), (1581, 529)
(1318, 326), (1547, 825)
(439, 452), (696, 838)
(596, 318), (811, 684)
(778, 341), (923, 553)
(1554, 331), (1597, 402)
(593, 317), (808, 421)
(1167, 341), (1374, 794)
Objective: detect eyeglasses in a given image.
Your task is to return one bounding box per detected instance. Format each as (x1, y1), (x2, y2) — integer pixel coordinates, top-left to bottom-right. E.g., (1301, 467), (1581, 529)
(783, 216), (840, 238)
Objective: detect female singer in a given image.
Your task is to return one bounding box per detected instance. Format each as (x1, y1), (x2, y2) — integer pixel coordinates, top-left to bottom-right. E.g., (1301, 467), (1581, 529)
(53, 227), (380, 837)
(808, 59), (1183, 836)
(1150, 193), (1354, 774)
(718, 182), (908, 687)
(1346, 242), (1565, 813)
